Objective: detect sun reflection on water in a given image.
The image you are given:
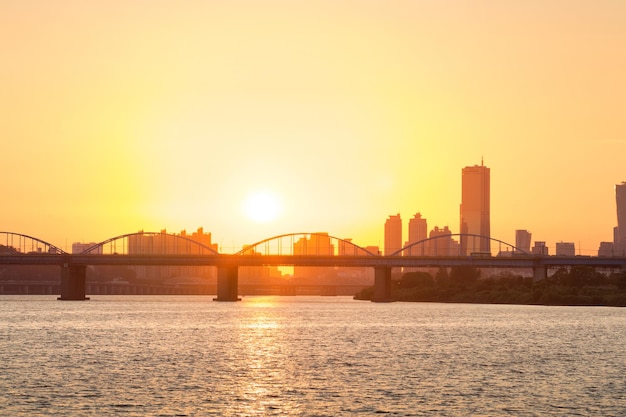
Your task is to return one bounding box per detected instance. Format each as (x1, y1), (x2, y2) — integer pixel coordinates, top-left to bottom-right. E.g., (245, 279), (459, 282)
(230, 297), (300, 416)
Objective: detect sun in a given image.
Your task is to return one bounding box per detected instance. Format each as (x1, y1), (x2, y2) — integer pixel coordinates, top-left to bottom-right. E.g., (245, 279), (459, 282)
(243, 191), (282, 223)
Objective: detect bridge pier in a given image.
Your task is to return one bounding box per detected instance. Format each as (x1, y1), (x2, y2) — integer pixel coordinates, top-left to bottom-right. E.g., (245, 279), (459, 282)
(58, 264), (89, 300)
(214, 265), (241, 301)
(372, 266), (393, 302)
(533, 265), (546, 282)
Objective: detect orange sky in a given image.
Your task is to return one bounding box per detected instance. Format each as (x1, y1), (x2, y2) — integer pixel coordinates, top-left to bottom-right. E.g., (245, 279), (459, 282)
(1, 1), (625, 254)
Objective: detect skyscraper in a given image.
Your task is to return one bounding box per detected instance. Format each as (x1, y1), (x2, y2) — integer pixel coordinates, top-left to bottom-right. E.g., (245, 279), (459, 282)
(407, 213), (427, 256)
(384, 214), (402, 255)
(460, 162), (490, 255)
(615, 182), (626, 253)
(515, 229), (532, 254)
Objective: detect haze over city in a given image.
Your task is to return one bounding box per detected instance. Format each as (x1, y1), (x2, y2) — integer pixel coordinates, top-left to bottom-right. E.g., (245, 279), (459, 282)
(2, 1), (625, 255)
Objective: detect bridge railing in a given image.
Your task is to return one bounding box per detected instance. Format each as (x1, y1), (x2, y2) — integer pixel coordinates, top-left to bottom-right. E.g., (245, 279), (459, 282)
(234, 233), (379, 257)
(0, 232), (66, 255)
(391, 233), (528, 257)
(79, 232), (220, 255)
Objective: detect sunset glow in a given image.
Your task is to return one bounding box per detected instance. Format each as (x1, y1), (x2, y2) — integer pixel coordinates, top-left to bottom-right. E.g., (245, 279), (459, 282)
(1, 1), (625, 254)
(244, 191), (282, 224)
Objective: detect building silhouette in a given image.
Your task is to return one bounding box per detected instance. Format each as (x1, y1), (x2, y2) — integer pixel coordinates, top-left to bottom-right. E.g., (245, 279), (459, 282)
(515, 230), (532, 254)
(129, 228), (218, 282)
(460, 162), (490, 255)
(71, 242), (101, 254)
(531, 241), (549, 255)
(406, 213), (427, 256)
(384, 214), (402, 255)
(427, 226), (459, 256)
(555, 242), (575, 256)
(293, 233), (334, 279)
(598, 242), (615, 257)
(615, 182), (626, 254)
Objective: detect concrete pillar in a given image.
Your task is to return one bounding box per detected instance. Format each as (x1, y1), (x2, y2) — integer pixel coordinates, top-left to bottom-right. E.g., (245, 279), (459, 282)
(533, 265), (546, 282)
(58, 264), (89, 300)
(214, 265), (241, 301)
(372, 266), (392, 302)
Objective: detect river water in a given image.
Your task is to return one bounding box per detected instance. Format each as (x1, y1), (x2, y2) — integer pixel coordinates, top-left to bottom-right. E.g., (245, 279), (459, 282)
(0, 295), (624, 416)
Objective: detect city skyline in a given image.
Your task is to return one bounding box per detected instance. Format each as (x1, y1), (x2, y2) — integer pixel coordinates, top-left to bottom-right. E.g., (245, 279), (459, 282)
(2, 161), (625, 256)
(2, 1), (625, 255)
(7, 165), (623, 258)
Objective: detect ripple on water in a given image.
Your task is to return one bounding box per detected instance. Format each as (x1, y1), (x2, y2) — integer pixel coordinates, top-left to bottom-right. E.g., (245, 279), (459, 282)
(1, 296), (625, 416)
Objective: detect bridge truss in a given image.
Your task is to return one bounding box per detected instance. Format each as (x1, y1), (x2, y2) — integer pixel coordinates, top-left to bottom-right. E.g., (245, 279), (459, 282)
(79, 232), (220, 255)
(0, 232), (66, 255)
(391, 233), (528, 257)
(234, 233), (379, 256)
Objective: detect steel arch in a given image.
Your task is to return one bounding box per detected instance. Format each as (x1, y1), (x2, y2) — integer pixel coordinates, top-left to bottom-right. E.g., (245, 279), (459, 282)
(234, 232), (379, 256)
(80, 231), (220, 255)
(391, 233), (528, 257)
(0, 231), (66, 254)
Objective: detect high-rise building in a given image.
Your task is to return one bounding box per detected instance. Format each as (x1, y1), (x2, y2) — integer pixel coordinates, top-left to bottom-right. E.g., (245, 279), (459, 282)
(460, 162), (490, 255)
(615, 182), (626, 252)
(555, 242), (575, 256)
(515, 230), (532, 254)
(384, 214), (402, 255)
(407, 213), (427, 256)
(427, 226), (459, 256)
(531, 241), (549, 255)
(598, 242), (615, 257)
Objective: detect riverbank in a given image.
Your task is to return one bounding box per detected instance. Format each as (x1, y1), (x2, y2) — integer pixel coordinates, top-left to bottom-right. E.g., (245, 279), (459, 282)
(354, 268), (626, 306)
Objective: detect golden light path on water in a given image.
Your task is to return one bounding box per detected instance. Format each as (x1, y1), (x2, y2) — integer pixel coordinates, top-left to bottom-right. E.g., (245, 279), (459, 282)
(233, 297), (295, 416)
(1, 296), (626, 416)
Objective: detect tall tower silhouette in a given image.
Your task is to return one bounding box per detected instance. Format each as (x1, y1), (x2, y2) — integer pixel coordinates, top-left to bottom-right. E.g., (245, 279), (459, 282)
(407, 213), (427, 256)
(384, 214), (402, 255)
(615, 182), (626, 253)
(460, 162), (490, 255)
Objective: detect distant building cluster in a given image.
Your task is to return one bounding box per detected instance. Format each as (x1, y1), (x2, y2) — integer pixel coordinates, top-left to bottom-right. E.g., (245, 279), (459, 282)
(71, 242), (101, 254)
(384, 162), (491, 257)
(129, 228), (218, 283)
(382, 164), (626, 258)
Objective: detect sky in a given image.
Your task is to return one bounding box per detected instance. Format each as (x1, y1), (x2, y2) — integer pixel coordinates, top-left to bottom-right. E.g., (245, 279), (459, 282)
(2, 0), (625, 254)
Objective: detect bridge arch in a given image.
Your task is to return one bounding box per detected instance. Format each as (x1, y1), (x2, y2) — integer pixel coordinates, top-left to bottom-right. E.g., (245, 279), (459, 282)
(234, 232), (379, 256)
(0, 232), (66, 254)
(80, 231), (220, 255)
(391, 233), (529, 257)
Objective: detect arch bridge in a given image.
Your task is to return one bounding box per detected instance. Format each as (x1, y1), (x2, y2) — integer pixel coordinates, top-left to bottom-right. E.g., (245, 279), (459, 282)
(0, 232), (65, 255)
(391, 233), (528, 257)
(235, 233), (379, 256)
(2, 231), (626, 302)
(80, 231), (220, 255)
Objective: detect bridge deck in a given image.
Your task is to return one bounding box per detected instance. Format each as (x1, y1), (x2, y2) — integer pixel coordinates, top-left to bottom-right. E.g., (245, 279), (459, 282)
(1, 254), (625, 269)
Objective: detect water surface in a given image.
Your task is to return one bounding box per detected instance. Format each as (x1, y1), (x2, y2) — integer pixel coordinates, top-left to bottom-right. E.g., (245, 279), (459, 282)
(1, 296), (624, 416)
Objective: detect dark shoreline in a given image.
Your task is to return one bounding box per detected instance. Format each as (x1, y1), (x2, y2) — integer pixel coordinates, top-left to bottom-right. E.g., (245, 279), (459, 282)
(354, 267), (626, 307)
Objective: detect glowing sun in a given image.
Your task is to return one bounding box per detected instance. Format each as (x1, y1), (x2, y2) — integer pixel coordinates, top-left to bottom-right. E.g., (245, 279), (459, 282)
(243, 191), (282, 223)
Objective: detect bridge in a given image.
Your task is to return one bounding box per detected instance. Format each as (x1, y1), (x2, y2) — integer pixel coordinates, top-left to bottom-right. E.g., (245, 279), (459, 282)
(2, 231), (626, 302)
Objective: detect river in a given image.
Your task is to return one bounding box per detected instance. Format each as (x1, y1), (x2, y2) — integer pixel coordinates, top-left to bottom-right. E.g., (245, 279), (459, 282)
(1, 295), (624, 416)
